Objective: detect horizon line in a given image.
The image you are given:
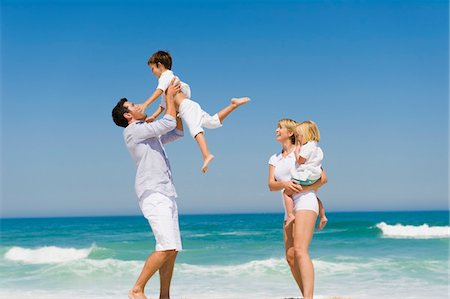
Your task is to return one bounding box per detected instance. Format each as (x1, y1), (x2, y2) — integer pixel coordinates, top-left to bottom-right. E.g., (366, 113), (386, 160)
(1, 209), (448, 220)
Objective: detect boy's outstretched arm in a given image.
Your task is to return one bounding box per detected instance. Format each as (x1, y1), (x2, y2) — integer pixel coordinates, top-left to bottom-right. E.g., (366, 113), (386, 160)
(146, 106), (165, 122)
(136, 89), (164, 112)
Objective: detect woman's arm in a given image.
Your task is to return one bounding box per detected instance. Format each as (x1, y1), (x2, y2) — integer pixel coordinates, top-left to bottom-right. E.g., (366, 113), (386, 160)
(300, 170), (328, 192)
(268, 165), (303, 193)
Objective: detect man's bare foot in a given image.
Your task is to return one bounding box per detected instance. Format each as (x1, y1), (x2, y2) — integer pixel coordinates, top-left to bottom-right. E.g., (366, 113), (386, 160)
(231, 97), (251, 107)
(128, 290), (147, 299)
(318, 216), (328, 230)
(201, 154), (215, 173)
(284, 214), (295, 228)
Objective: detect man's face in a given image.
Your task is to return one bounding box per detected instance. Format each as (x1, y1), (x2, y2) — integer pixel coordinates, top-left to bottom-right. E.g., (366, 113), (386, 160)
(123, 101), (147, 122)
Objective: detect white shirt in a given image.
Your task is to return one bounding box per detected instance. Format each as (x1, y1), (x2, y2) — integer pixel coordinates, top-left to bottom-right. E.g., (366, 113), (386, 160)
(123, 115), (183, 199)
(268, 149), (297, 182)
(157, 70), (191, 109)
(291, 141), (323, 181)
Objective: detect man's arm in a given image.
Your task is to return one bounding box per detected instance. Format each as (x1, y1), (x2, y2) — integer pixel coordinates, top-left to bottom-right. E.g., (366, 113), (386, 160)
(160, 116), (183, 144)
(133, 79), (180, 142)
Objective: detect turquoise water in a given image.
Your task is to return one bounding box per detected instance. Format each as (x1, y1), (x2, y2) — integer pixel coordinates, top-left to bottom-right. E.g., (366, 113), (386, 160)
(1, 211), (449, 298)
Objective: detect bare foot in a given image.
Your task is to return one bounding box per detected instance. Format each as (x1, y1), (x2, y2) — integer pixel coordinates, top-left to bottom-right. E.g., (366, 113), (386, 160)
(318, 216), (328, 230)
(231, 97), (251, 107)
(128, 290), (147, 299)
(201, 154), (215, 173)
(284, 214), (295, 228)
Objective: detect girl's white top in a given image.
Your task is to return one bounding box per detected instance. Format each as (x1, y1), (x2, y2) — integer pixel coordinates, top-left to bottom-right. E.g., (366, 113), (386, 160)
(291, 141), (323, 181)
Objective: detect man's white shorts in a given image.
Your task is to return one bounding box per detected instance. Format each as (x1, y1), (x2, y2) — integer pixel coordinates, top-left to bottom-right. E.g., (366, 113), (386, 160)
(178, 99), (222, 138)
(139, 192), (182, 251)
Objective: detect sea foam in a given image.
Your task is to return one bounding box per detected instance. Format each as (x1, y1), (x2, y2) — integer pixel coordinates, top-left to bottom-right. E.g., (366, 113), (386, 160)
(376, 222), (450, 239)
(4, 245), (95, 264)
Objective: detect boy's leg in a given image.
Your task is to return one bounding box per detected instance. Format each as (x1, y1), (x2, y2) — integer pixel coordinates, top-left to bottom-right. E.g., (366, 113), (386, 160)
(283, 191), (296, 227)
(195, 132), (215, 173)
(129, 250), (177, 299)
(159, 251), (178, 299)
(317, 197), (328, 230)
(217, 97), (251, 123)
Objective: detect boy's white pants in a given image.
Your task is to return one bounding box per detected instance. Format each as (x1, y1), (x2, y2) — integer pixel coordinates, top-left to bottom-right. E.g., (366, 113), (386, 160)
(178, 99), (222, 138)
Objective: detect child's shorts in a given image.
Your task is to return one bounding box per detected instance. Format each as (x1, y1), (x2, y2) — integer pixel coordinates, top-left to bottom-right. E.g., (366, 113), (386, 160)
(292, 178), (318, 186)
(139, 191), (182, 251)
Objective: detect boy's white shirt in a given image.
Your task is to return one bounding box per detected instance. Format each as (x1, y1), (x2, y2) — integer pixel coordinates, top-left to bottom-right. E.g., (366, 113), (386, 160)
(157, 70), (191, 109)
(291, 141), (323, 181)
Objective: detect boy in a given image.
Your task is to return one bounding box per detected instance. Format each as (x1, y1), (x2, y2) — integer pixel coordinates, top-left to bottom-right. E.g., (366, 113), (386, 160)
(136, 51), (250, 173)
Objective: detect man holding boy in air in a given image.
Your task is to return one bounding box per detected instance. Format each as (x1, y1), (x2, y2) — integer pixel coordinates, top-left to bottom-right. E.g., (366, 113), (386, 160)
(136, 50), (250, 173)
(112, 79), (183, 299)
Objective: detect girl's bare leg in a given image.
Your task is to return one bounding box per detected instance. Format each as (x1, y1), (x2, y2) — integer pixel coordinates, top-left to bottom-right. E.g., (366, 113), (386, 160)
(283, 192), (296, 227)
(317, 197), (328, 230)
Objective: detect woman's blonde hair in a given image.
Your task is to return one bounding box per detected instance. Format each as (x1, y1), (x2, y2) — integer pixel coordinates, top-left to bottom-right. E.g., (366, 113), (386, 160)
(278, 118), (297, 145)
(296, 120), (320, 144)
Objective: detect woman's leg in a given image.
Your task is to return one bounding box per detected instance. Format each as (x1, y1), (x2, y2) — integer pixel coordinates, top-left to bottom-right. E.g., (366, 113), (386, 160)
(284, 221), (304, 295)
(293, 210), (317, 299)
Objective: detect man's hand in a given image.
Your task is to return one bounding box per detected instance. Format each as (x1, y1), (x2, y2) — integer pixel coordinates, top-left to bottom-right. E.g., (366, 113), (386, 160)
(283, 180), (303, 194)
(166, 78), (181, 97)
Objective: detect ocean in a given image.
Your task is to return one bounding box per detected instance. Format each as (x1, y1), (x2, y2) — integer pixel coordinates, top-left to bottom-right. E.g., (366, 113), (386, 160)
(1, 211), (448, 299)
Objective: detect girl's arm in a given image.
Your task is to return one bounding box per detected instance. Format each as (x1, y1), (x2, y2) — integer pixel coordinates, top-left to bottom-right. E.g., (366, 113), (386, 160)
(268, 165), (303, 193)
(295, 140), (308, 165)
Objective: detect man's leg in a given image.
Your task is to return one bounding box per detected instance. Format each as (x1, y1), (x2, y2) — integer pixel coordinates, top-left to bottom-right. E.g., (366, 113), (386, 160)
(159, 251), (178, 299)
(129, 250), (177, 299)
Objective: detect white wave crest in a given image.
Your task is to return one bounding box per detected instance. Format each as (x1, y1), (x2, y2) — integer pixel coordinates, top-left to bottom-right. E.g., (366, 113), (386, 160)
(4, 245), (96, 264)
(376, 222), (450, 239)
(176, 258), (288, 276)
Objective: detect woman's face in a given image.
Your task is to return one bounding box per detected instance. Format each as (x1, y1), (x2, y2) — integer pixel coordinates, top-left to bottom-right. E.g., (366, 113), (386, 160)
(275, 124), (293, 143)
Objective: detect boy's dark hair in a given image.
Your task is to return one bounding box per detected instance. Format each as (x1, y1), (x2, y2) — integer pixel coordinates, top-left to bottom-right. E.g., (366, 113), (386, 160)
(147, 50), (172, 70)
(112, 98), (130, 128)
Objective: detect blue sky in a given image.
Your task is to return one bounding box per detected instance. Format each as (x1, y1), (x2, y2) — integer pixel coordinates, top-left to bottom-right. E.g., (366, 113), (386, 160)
(1, 0), (448, 218)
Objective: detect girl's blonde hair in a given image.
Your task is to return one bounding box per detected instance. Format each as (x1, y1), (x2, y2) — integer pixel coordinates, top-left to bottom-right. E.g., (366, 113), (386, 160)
(296, 120), (320, 144)
(278, 118), (297, 145)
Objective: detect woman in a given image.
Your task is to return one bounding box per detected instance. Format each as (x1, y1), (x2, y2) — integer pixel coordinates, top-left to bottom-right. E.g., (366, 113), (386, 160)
(268, 119), (327, 299)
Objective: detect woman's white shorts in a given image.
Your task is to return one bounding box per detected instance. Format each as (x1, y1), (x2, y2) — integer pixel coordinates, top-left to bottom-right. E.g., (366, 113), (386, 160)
(139, 192), (182, 251)
(178, 99), (222, 138)
(284, 191), (319, 220)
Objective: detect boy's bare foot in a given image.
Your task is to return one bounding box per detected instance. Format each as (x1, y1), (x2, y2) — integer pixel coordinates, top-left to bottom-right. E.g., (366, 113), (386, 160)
(231, 97), (251, 107)
(128, 290), (147, 299)
(284, 214), (295, 228)
(201, 154), (215, 173)
(318, 216), (328, 230)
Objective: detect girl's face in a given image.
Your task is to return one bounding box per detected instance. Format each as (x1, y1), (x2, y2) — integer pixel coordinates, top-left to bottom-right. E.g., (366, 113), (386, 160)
(275, 124), (293, 143)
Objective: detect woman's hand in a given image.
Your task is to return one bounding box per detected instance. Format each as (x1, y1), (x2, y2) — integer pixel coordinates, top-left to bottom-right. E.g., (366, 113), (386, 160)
(283, 180), (303, 194)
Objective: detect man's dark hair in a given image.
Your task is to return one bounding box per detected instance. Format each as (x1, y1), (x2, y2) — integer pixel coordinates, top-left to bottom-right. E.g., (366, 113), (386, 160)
(147, 50), (172, 70)
(112, 98), (129, 128)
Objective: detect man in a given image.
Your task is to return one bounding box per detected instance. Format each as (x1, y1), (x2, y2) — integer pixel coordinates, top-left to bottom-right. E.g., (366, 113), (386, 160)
(112, 79), (183, 299)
